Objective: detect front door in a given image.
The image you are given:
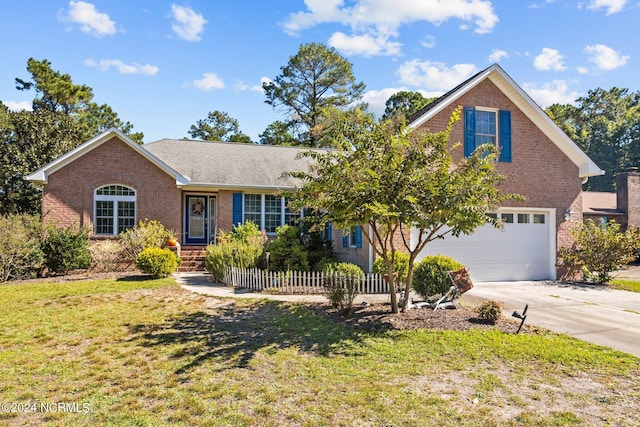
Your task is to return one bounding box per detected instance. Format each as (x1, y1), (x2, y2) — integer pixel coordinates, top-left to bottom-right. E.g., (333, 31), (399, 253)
(185, 195), (212, 245)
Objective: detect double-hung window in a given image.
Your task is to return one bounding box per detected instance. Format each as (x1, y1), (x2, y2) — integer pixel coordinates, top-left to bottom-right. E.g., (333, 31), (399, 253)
(94, 185), (136, 235)
(464, 106), (511, 162)
(236, 193), (301, 234)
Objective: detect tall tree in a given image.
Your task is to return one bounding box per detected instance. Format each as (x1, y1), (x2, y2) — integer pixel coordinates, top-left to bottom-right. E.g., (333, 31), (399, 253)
(382, 91), (435, 120)
(259, 120), (298, 145)
(15, 58), (143, 142)
(188, 110), (252, 143)
(16, 58), (94, 115)
(547, 87), (640, 192)
(288, 108), (517, 312)
(0, 109), (84, 215)
(263, 43), (365, 146)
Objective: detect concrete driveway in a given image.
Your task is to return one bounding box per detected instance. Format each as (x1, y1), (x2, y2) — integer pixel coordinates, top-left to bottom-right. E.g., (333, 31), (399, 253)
(461, 279), (640, 358)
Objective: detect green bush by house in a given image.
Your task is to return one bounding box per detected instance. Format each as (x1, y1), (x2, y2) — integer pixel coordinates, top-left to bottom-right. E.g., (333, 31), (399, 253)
(412, 255), (463, 299)
(135, 247), (181, 278)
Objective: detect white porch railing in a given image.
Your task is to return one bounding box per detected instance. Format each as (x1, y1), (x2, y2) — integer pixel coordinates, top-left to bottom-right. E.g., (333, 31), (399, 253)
(223, 266), (390, 295)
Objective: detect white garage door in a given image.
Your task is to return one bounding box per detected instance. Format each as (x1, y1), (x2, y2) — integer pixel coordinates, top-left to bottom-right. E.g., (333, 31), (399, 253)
(411, 210), (555, 281)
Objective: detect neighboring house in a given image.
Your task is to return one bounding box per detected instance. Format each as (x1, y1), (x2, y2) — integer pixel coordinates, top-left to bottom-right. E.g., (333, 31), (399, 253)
(26, 64), (602, 281)
(582, 167), (640, 228)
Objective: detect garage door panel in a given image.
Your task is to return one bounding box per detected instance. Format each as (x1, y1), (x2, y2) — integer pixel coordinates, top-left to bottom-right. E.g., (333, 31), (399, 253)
(412, 211), (553, 281)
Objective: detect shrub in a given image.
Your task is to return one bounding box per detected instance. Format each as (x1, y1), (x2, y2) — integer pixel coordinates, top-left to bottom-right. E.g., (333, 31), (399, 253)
(322, 262), (364, 316)
(372, 251), (410, 284)
(205, 241), (263, 281)
(476, 300), (503, 324)
(265, 225), (309, 272)
(135, 247), (181, 278)
(41, 224), (92, 275)
(90, 240), (126, 272)
(412, 255), (464, 300)
(120, 219), (172, 261)
(0, 214), (43, 281)
(558, 219), (640, 284)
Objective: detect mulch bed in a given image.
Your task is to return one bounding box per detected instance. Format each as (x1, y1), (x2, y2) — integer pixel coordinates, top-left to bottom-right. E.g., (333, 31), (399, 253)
(306, 302), (538, 334)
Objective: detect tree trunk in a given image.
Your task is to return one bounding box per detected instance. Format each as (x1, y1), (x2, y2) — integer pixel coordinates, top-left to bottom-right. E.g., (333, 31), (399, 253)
(401, 263), (415, 312)
(386, 261), (398, 313)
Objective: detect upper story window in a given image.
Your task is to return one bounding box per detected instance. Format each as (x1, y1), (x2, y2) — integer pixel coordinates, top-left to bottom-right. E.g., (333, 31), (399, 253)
(464, 106), (511, 162)
(94, 185), (136, 235)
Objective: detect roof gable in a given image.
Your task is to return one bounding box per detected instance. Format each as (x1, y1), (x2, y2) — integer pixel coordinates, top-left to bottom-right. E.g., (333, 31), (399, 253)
(25, 128), (188, 185)
(408, 64), (603, 178)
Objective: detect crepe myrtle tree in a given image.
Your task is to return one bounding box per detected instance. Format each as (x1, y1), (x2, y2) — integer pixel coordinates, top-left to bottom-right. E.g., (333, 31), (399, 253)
(287, 107), (519, 313)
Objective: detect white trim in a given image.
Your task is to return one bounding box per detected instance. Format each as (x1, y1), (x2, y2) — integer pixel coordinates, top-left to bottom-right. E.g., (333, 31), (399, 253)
(24, 128), (190, 186)
(93, 184), (137, 236)
(408, 64), (603, 179)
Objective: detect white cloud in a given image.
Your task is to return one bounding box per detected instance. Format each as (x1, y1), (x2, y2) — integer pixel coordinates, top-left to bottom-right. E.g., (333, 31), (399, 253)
(192, 73), (225, 91)
(282, 0), (498, 56)
(235, 77), (272, 93)
(586, 0), (627, 14)
(577, 66), (589, 74)
(523, 80), (580, 107)
(361, 87), (441, 118)
(59, 1), (116, 37)
(85, 59), (159, 75)
(170, 4), (207, 41)
(328, 31), (401, 56)
(488, 49), (508, 63)
(421, 35), (436, 48)
(397, 60), (478, 91)
(533, 47), (567, 71)
(4, 101), (32, 111)
(585, 44), (629, 70)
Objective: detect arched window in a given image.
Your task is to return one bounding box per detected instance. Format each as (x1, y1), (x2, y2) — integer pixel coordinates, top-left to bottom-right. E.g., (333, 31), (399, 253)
(94, 185), (136, 235)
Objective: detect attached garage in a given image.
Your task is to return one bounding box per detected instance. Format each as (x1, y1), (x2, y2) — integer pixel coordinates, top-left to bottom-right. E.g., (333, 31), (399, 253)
(411, 209), (556, 282)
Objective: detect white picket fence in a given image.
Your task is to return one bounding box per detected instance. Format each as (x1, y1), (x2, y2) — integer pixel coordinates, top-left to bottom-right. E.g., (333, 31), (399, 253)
(223, 266), (390, 295)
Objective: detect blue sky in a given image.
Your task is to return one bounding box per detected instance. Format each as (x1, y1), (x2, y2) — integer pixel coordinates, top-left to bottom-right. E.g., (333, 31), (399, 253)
(0, 0), (636, 143)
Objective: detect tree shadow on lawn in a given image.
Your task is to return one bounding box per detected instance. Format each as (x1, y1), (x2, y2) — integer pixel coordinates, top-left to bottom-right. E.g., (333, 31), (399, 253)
(127, 300), (367, 375)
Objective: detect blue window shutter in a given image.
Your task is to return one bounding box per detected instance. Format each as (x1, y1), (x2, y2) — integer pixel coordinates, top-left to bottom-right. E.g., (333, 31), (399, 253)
(499, 110), (512, 162)
(342, 234), (348, 247)
(232, 193), (243, 226)
(355, 226), (362, 248)
(325, 222), (332, 241)
(464, 107), (476, 157)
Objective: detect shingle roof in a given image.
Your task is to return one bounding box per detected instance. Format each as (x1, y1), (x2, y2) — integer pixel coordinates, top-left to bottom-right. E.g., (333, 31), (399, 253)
(144, 139), (318, 189)
(582, 191), (624, 216)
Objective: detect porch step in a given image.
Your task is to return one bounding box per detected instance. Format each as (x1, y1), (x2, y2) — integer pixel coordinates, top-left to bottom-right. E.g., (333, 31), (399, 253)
(178, 246), (207, 272)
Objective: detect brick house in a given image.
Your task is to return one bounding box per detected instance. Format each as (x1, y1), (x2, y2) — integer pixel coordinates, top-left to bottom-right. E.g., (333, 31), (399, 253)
(26, 64), (602, 281)
(582, 167), (640, 228)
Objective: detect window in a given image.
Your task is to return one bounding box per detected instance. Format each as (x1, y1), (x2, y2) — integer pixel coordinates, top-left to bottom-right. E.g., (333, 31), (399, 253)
(343, 225), (362, 248)
(264, 195), (282, 233)
(236, 193), (301, 233)
(485, 212), (498, 222)
(517, 213), (530, 224)
(464, 107), (511, 162)
(501, 213), (514, 224)
(243, 194), (261, 226)
(533, 214), (545, 224)
(94, 185), (136, 235)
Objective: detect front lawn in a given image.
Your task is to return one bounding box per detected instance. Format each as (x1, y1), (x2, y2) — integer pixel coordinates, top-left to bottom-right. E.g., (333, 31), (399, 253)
(1, 276), (638, 426)
(610, 278), (640, 293)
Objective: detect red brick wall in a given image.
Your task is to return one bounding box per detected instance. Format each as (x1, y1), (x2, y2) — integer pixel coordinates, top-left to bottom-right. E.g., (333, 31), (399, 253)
(413, 79), (582, 253)
(217, 190), (234, 234)
(42, 136), (182, 236)
(617, 169), (640, 228)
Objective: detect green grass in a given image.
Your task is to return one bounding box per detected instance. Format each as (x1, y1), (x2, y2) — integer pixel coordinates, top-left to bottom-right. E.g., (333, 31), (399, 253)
(610, 278), (640, 293)
(1, 276), (639, 426)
